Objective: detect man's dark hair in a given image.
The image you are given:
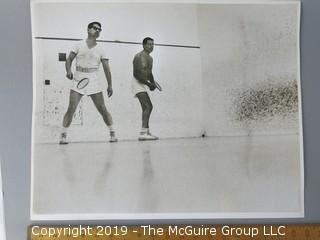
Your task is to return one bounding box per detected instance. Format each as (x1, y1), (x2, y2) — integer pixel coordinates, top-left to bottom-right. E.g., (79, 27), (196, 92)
(88, 22), (102, 29)
(143, 37), (154, 45)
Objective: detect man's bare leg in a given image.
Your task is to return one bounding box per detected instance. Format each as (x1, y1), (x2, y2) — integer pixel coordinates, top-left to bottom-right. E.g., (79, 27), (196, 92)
(60, 90), (83, 144)
(90, 92), (117, 142)
(136, 92), (158, 140)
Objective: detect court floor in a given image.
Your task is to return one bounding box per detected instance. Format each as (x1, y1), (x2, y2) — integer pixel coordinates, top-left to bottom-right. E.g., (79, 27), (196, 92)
(32, 134), (303, 219)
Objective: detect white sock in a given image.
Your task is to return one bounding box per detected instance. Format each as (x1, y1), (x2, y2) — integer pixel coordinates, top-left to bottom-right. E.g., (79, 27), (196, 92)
(62, 127), (68, 134)
(141, 128), (148, 134)
(108, 125), (115, 132)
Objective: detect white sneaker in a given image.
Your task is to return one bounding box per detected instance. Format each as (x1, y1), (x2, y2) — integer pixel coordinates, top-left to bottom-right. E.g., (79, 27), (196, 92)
(138, 132), (159, 141)
(109, 132), (118, 143)
(59, 132), (68, 144)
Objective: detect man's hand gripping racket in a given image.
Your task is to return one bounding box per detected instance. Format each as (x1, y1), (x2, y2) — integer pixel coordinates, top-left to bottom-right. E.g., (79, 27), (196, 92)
(66, 72), (73, 80)
(66, 72), (90, 90)
(148, 80), (162, 91)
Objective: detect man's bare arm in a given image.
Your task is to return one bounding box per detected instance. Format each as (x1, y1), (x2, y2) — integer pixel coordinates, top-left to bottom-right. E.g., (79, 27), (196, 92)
(149, 58), (155, 83)
(149, 72), (155, 83)
(101, 58), (113, 97)
(65, 52), (77, 79)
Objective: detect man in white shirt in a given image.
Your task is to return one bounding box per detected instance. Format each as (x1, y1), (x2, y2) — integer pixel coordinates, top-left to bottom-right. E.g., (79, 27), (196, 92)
(59, 21), (117, 144)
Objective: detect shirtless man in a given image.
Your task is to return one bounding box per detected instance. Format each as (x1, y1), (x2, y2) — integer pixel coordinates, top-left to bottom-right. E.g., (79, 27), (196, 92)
(59, 21), (117, 144)
(132, 37), (158, 141)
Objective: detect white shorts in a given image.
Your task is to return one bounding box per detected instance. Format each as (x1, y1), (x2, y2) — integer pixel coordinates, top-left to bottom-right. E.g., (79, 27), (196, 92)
(71, 71), (102, 95)
(131, 77), (147, 97)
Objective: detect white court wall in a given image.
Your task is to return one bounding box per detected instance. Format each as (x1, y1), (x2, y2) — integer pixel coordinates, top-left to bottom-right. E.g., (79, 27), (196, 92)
(32, 3), (204, 143)
(197, 4), (300, 136)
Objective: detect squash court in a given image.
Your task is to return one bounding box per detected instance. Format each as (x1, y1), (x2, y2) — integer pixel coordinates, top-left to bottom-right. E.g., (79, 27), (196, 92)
(31, 2), (303, 219)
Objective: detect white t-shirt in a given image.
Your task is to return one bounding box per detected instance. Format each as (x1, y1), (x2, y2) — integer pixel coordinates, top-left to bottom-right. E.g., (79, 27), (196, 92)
(72, 40), (108, 69)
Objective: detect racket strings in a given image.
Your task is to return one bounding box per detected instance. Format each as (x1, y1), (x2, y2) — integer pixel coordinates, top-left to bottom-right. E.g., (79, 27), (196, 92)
(77, 78), (89, 89)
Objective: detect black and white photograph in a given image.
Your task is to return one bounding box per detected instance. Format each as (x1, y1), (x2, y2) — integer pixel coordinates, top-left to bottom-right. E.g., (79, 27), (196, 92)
(31, 0), (303, 220)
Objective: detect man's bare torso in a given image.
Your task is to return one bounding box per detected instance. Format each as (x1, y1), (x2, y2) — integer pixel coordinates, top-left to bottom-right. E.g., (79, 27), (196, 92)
(133, 51), (153, 81)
